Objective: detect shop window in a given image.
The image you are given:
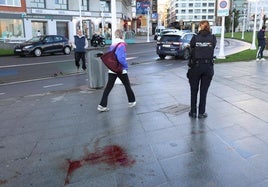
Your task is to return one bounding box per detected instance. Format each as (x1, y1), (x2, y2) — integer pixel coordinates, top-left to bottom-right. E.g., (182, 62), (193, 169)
(0, 18), (24, 40)
(0, 0), (21, 6)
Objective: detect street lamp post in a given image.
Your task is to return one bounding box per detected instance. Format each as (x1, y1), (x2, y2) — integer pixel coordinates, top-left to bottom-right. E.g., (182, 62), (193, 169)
(79, 0), (82, 31)
(250, 0), (258, 50)
(231, 11), (234, 38)
(242, 6), (246, 39)
(147, 7), (150, 42)
(100, 2), (105, 37)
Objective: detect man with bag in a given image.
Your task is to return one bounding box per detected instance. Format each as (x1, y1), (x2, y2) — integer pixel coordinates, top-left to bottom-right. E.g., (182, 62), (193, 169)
(97, 29), (136, 112)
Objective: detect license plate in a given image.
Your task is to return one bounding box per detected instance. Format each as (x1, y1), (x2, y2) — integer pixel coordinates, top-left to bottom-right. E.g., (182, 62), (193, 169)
(163, 44), (170, 47)
(15, 49), (22, 52)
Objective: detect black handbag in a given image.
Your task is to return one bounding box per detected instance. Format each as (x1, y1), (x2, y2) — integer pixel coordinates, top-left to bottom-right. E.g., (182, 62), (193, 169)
(100, 43), (123, 74)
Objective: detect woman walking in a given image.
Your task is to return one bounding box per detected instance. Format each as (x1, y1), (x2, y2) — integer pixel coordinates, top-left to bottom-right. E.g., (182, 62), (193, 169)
(97, 29), (136, 112)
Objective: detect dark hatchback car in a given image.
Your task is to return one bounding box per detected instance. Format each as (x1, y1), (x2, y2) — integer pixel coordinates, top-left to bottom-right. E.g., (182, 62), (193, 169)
(14, 35), (72, 57)
(156, 31), (196, 60)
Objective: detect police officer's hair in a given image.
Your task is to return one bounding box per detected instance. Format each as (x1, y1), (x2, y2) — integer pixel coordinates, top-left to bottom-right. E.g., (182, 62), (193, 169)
(262, 26), (266, 30)
(199, 20), (210, 32)
(115, 29), (123, 39)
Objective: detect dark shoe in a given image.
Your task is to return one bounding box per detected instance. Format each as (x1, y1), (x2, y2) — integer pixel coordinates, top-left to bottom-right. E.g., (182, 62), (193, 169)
(198, 113), (208, 118)
(189, 112), (197, 118)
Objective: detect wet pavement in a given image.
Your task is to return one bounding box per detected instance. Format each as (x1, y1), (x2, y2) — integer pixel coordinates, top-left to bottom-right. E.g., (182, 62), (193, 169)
(1, 36), (268, 187)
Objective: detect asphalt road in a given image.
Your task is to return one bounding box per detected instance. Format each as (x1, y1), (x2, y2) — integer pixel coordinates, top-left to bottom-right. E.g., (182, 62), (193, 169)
(0, 42), (187, 99)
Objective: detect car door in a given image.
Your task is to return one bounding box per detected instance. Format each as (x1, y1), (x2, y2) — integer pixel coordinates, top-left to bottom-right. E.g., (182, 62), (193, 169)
(42, 36), (55, 53)
(53, 36), (64, 52)
(182, 33), (194, 48)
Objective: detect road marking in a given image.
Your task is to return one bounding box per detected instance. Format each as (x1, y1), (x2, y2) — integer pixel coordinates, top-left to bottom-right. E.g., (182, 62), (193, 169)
(126, 57), (137, 60)
(43, 83), (63, 88)
(0, 60), (72, 69)
(0, 93), (5, 96)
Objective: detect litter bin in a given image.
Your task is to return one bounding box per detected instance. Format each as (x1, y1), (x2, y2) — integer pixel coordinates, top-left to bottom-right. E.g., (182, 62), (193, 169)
(86, 49), (106, 89)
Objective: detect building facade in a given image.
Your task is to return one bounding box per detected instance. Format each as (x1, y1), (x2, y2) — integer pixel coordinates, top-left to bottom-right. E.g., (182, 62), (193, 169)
(0, 0), (132, 42)
(168, 0), (216, 29)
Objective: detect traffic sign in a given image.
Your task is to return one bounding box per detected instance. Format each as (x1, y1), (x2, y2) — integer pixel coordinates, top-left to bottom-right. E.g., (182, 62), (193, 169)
(217, 0), (230, 17)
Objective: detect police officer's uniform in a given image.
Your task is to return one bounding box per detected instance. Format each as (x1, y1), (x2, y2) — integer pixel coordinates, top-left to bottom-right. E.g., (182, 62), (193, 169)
(187, 30), (216, 118)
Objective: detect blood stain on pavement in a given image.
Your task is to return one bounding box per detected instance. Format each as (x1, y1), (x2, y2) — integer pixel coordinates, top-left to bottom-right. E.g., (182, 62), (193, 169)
(64, 145), (135, 185)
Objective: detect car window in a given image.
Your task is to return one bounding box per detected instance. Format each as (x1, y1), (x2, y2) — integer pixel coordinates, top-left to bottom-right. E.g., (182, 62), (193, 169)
(183, 34), (194, 42)
(54, 36), (63, 42)
(44, 36), (54, 43)
(28, 36), (42, 42)
(160, 35), (181, 42)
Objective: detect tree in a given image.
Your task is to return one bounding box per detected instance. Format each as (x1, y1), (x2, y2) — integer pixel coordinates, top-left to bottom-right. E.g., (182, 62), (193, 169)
(225, 8), (240, 32)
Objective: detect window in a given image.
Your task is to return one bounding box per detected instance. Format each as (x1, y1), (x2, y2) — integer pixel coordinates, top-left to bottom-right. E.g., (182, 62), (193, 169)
(30, 0), (45, 8)
(81, 0), (89, 11)
(55, 0), (67, 10)
(208, 15), (214, 19)
(0, 0), (21, 6)
(208, 9), (214, 13)
(0, 18), (24, 40)
(208, 3), (214, 7)
(100, 0), (110, 12)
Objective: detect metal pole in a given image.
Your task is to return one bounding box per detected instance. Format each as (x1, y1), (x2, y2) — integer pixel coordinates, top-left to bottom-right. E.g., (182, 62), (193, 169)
(147, 7), (150, 42)
(250, 0), (258, 50)
(242, 8), (246, 39)
(101, 6), (105, 37)
(218, 16), (226, 59)
(111, 0), (117, 42)
(79, 0), (82, 31)
(231, 12), (234, 38)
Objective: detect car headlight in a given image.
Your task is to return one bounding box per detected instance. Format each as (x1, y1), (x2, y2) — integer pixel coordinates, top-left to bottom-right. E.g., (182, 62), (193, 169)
(23, 45), (33, 49)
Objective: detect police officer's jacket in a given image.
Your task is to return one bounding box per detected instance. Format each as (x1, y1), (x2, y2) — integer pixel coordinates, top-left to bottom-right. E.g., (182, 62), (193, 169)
(190, 30), (216, 64)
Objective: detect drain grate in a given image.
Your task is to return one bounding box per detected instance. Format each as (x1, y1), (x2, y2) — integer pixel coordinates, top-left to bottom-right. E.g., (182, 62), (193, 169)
(158, 104), (190, 115)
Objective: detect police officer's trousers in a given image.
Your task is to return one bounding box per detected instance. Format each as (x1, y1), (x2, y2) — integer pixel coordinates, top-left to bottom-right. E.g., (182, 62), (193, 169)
(187, 63), (214, 115)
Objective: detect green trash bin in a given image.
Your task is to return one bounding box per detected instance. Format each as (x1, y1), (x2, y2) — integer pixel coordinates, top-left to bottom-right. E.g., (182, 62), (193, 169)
(86, 49), (106, 89)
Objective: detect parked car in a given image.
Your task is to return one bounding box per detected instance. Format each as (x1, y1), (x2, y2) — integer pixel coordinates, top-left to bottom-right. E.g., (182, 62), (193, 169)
(14, 35), (72, 57)
(154, 26), (165, 40)
(156, 31), (196, 60)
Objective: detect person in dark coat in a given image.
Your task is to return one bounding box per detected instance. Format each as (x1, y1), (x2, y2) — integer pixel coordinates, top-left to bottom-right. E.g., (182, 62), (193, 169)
(256, 26), (266, 61)
(73, 30), (88, 72)
(187, 20), (217, 118)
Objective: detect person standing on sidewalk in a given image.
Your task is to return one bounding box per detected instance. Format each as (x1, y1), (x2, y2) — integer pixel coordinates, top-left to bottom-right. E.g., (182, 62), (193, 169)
(256, 26), (266, 61)
(73, 30), (88, 72)
(97, 29), (136, 112)
(187, 20), (217, 118)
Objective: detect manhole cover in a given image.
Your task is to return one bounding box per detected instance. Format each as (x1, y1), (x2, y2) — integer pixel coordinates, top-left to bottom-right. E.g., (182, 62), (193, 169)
(158, 104), (190, 115)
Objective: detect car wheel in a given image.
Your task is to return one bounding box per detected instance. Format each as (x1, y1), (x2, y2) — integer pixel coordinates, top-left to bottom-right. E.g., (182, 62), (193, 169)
(63, 46), (71, 55)
(34, 48), (42, 57)
(159, 55), (166, 60)
(183, 49), (190, 60)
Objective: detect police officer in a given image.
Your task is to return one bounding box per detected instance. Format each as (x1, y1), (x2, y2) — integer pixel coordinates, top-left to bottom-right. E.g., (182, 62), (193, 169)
(187, 20), (216, 118)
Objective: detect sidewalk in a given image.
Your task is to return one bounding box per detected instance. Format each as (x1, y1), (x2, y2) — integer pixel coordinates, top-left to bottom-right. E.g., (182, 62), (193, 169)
(1, 55), (268, 186)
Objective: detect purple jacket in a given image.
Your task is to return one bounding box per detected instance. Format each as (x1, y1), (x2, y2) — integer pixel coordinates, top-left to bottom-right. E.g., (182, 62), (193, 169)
(109, 42), (128, 70)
